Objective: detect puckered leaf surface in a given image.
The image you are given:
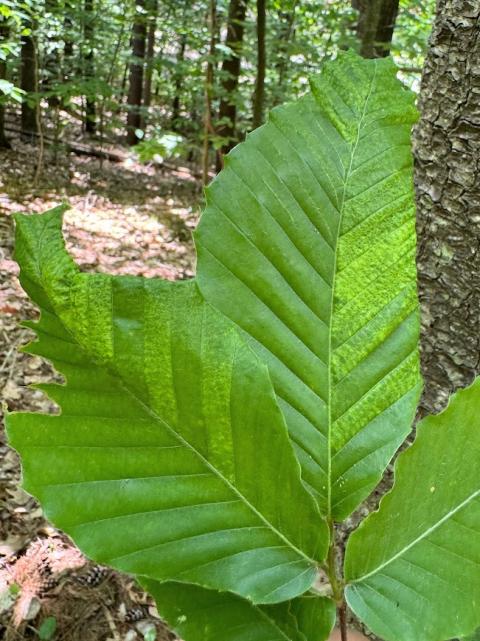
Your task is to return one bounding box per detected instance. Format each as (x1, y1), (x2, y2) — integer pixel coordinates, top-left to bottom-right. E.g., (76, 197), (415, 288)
(196, 51), (422, 519)
(143, 579), (336, 641)
(7, 207), (328, 604)
(344, 378), (480, 641)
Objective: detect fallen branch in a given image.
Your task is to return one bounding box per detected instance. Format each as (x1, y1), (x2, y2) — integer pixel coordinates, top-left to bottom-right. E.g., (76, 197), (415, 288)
(3, 125), (126, 162)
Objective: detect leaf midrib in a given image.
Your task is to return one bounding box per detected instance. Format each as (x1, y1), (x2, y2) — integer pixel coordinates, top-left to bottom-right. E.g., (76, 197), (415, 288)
(326, 61), (379, 519)
(350, 486), (480, 584)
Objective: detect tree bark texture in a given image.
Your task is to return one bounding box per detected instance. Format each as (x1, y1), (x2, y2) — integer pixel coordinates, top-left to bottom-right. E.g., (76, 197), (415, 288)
(126, 0), (147, 145)
(414, 0), (480, 416)
(216, 0), (248, 168)
(353, 0), (399, 58)
(20, 32), (38, 139)
(252, 0), (266, 129)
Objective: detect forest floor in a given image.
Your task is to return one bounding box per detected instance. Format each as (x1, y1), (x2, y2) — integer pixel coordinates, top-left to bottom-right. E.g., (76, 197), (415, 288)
(0, 135), (200, 641)
(0, 136), (386, 641)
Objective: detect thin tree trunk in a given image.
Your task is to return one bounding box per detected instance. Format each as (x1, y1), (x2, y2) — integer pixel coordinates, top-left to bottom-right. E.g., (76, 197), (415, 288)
(414, 0), (480, 416)
(84, 0), (96, 133)
(99, 15), (127, 167)
(20, 31), (38, 140)
(252, 0), (266, 129)
(216, 0), (248, 170)
(126, 0), (147, 145)
(353, 0), (399, 58)
(142, 0), (158, 127)
(63, 0), (74, 75)
(171, 33), (187, 131)
(274, 1), (296, 104)
(202, 0), (217, 185)
(374, 0), (400, 57)
(0, 22), (10, 148)
(44, 0), (61, 105)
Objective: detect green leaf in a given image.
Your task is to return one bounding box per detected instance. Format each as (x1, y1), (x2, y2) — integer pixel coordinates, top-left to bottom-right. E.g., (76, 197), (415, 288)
(143, 579), (336, 641)
(344, 378), (480, 641)
(7, 207), (328, 604)
(38, 616), (57, 640)
(196, 50), (422, 520)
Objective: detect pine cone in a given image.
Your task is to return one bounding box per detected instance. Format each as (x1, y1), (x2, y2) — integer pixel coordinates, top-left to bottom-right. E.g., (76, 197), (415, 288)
(75, 565), (110, 587)
(125, 605), (149, 622)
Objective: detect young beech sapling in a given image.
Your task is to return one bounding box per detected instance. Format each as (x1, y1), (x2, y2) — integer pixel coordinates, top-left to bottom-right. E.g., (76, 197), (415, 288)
(7, 52), (480, 641)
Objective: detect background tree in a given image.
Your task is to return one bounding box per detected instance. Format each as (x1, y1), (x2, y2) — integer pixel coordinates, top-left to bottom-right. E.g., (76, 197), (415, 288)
(0, 0), (435, 175)
(353, 0), (400, 58)
(414, 0), (480, 416)
(83, 0), (96, 133)
(141, 0), (158, 128)
(252, 0), (266, 129)
(216, 0), (248, 168)
(20, 23), (38, 139)
(126, 0), (147, 145)
(0, 21), (10, 148)
(202, 0), (217, 185)
(171, 33), (187, 132)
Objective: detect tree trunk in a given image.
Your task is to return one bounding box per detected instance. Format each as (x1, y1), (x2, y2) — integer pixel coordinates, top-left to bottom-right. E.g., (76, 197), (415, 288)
(84, 0), (96, 133)
(274, 2), (296, 103)
(44, 0), (61, 107)
(63, 0), (74, 72)
(20, 31), (38, 140)
(374, 0), (400, 56)
(353, 0), (400, 58)
(126, 0), (147, 146)
(216, 0), (248, 169)
(0, 22), (10, 148)
(202, 0), (217, 184)
(414, 0), (480, 416)
(142, 0), (158, 122)
(171, 33), (187, 131)
(252, 0), (266, 129)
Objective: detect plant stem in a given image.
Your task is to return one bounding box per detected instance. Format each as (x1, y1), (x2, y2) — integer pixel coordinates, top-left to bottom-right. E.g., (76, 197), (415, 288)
(339, 599), (348, 641)
(325, 519), (348, 640)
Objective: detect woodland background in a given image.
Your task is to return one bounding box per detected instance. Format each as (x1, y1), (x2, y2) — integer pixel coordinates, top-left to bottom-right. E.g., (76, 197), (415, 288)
(1, 0), (479, 640)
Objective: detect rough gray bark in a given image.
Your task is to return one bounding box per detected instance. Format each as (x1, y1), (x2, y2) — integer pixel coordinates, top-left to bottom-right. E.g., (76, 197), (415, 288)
(414, 0), (480, 416)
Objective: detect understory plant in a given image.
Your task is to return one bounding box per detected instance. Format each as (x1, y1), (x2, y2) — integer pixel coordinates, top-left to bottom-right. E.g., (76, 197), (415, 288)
(6, 52), (480, 641)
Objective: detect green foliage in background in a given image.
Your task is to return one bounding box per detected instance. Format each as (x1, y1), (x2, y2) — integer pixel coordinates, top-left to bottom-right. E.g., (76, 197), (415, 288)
(0, 0), (436, 155)
(8, 52), (480, 641)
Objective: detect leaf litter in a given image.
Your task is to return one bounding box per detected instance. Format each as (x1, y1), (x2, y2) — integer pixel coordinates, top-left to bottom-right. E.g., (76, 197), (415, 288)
(0, 139), (198, 641)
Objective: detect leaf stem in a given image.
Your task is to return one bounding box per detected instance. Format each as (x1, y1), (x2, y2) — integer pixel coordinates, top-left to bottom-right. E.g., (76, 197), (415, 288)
(339, 600), (348, 641)
(325, 519), (348, 641)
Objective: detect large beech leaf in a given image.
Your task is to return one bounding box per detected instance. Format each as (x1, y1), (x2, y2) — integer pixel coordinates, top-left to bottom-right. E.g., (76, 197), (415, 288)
(143, 579), (336, 641)
(7, 207), (328, 604)
(344, 378), (480, 641)
(196, 51), (422, 519)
